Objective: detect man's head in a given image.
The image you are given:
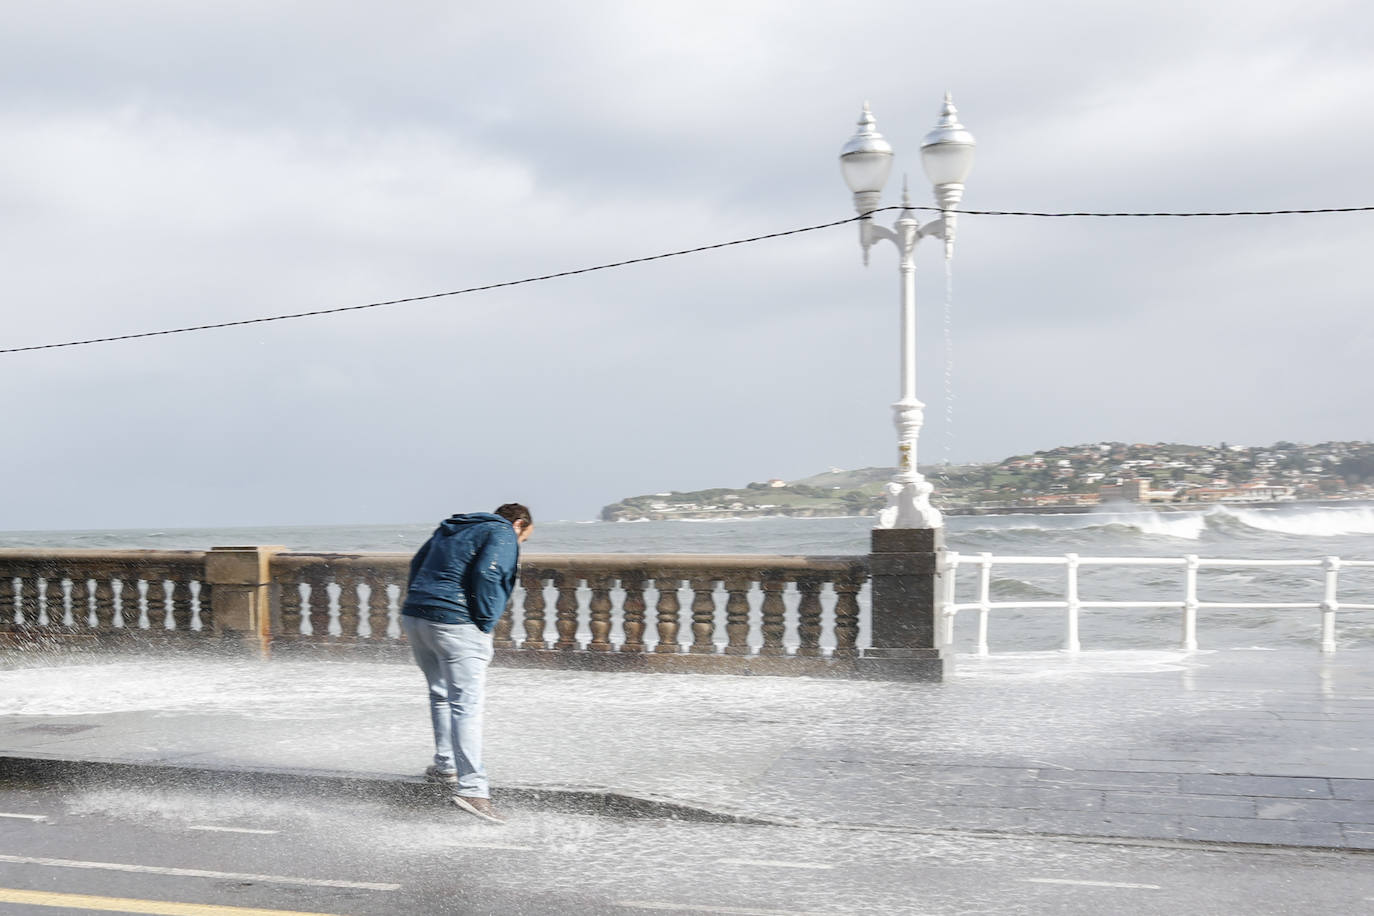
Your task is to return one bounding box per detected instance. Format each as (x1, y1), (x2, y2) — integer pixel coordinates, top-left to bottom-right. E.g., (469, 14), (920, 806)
(494, 503), (534, 543)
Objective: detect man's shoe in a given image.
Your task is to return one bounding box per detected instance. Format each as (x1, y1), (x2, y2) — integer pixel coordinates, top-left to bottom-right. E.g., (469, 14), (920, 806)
(451, 794), (507, 825)
(425, 765), (458, 785)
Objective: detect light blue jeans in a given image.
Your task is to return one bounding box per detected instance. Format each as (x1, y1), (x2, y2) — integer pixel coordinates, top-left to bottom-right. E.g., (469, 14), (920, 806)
(402, 616), (494, 798)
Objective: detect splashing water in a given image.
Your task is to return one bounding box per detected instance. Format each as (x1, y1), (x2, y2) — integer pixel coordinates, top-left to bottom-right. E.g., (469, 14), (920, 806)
(964, 507), (1210, 540)
(1128, 510), (1209, 540)
(942, 255), (955, 468)
(1216, 504), (1374, 537)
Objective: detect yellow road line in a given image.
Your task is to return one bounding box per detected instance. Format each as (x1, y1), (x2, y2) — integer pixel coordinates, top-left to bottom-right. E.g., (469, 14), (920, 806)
(0, 855), (397, 891)
(0, 886), (346, 915)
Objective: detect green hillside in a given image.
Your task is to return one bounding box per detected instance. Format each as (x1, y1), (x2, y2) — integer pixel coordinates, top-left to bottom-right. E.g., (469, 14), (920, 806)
(599, 440), (1374, 520)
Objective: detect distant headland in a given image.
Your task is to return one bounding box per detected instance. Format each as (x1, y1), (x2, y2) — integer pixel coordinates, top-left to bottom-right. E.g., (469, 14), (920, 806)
(600, 440), (1374, 521)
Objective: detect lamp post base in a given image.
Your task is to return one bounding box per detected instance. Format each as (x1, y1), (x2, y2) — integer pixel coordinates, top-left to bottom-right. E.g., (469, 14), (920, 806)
(878, 398), (943, 530)
(876, 479), (944, 530)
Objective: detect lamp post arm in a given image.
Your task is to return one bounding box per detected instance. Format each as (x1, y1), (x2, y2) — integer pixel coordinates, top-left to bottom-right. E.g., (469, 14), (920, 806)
(917, 216), (946, 241)
(858, 218), (899, 267)
(860, 215), (933, 267)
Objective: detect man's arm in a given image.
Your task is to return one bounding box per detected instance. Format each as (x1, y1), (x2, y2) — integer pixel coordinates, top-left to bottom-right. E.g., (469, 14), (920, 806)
(467, 525), (519, 632)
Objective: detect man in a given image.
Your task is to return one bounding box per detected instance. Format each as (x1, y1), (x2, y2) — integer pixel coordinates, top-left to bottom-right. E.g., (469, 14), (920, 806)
(401, 503), (533, 824)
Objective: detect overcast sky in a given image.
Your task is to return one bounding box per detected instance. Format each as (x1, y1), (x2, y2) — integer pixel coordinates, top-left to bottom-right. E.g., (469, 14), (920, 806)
(2, 0), (1371, 529)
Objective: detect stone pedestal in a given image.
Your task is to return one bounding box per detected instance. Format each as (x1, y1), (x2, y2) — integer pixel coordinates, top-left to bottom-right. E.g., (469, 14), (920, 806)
(857, 527), (949, 681)
(205, 546), (285, 656)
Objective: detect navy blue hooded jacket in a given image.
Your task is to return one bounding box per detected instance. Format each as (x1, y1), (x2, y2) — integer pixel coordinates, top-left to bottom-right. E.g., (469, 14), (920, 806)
(401, 513), (520, 632)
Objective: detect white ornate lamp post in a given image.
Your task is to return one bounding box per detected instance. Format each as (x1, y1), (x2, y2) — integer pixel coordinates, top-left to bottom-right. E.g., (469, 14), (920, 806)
(840, 95), (975, 530)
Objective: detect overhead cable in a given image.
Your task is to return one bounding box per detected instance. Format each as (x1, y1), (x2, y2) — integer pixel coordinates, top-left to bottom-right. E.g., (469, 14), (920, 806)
(4, 204), (1371, 355)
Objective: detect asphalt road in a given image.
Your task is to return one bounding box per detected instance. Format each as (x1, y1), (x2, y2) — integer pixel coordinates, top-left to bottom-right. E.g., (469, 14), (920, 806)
(0, 779), (1372, 915)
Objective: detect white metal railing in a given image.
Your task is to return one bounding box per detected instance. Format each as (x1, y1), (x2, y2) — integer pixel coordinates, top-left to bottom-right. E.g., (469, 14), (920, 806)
(939, 552), (1374, 655)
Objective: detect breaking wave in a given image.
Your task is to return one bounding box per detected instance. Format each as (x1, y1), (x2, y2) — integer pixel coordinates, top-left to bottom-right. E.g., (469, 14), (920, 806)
(957, 503), (1374, 541)
(1213, 504), (1374, 537)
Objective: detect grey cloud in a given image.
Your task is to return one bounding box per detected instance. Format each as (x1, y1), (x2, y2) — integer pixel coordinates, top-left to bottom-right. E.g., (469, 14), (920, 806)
(2, 0), (1372, 527)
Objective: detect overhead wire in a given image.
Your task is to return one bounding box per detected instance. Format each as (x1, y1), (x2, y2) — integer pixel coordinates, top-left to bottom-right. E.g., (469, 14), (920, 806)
(3, 204), (1371, 356)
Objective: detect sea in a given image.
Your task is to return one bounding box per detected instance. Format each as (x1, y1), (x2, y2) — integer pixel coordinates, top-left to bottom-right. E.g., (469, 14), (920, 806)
(4, 502), (1373, 654)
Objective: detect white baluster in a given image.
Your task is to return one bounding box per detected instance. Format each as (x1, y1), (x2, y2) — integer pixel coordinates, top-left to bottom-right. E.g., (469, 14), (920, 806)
(85, 578), (99, 628)
(1182, 554), (1199, 651)
(939, 551), (959, 647)
(1063, 553), (1081, 653)
(162, 581), (176, 630)
(133, 579), (150, 629)
(190, 580), (204, 632)
(1321, 556), (1340, 653)
(113, 579), (127, 628)
(60, 578), (75, 627)
(977, 552), (993, 657)
(36, 578), (49, 627)
(327, 580), (342, 637)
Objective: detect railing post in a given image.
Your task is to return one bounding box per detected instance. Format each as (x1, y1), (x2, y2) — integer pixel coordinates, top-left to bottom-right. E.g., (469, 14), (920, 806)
(831, 571), (862, 658)
(553, 573), (580, 651)
(652, 575), (682, 654)
(1063, 553), (1081, 653)
(205, 546), (286, 657)
(588, 573), (615, 652)
(861, 528), (948, 681)
(1182, 554), (1199, 651)
(619, 574), (648, 654)
(977, 552), (992, 657)
(688, 577), (716, 654)
(757, 577), (787, 656)
(520, 570), (549, 649)
(1321, 556), (1340, 653)
(939, 551), (959, 648)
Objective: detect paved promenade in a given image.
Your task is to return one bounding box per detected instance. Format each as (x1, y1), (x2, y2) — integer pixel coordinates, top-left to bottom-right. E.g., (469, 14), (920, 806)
(1, 646), (1371, 851)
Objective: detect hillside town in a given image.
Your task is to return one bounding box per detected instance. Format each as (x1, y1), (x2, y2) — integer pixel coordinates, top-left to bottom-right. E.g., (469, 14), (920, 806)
(600, 441), (1374, 520)
(947, 439), (1374, 509)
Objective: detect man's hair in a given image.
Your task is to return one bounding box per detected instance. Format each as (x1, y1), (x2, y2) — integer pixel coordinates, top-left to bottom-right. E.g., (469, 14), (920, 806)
(494, 503), (532, 526)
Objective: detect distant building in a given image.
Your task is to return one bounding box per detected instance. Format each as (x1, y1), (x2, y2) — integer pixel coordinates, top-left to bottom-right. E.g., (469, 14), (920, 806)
(1031, 493), (1101, 507)
(767, 479), (786, 488)
(1185, 483), (1295, 503)
(1099, 478), (1174, 504)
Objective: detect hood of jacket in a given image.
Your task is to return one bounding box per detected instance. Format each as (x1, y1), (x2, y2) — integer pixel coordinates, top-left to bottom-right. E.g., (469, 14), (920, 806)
(437, 512), (507, 534)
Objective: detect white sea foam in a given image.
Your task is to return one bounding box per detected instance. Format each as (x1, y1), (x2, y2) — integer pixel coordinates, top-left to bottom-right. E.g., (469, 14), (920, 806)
(1217, 504), (1374, 537)
(0, 660), (416, 718)
(966, 508), (1207, 540)
(1129, 511), (1208, 540)
(952, 649), (1195, 679)
(675, 516), (771, 524)
(961, 502), (1374, 542)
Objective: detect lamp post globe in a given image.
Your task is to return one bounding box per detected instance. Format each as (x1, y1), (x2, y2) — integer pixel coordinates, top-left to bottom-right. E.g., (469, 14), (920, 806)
(920, 92), (976, 210)
(840, 102), (894, 217)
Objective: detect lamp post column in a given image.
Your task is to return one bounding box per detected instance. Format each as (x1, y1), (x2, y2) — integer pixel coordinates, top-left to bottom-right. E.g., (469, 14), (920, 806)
(885, 196), (942, 531)
(839, 98), (975, 681)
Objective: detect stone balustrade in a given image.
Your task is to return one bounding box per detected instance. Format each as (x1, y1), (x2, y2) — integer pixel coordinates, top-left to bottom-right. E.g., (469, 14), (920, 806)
(270, 552), (871, 676)
(1, 549), (897, 677)
(0, 549), (210, 640)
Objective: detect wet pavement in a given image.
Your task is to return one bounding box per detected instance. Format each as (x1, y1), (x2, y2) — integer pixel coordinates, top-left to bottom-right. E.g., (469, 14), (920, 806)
(1, 646), (1371, 851)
